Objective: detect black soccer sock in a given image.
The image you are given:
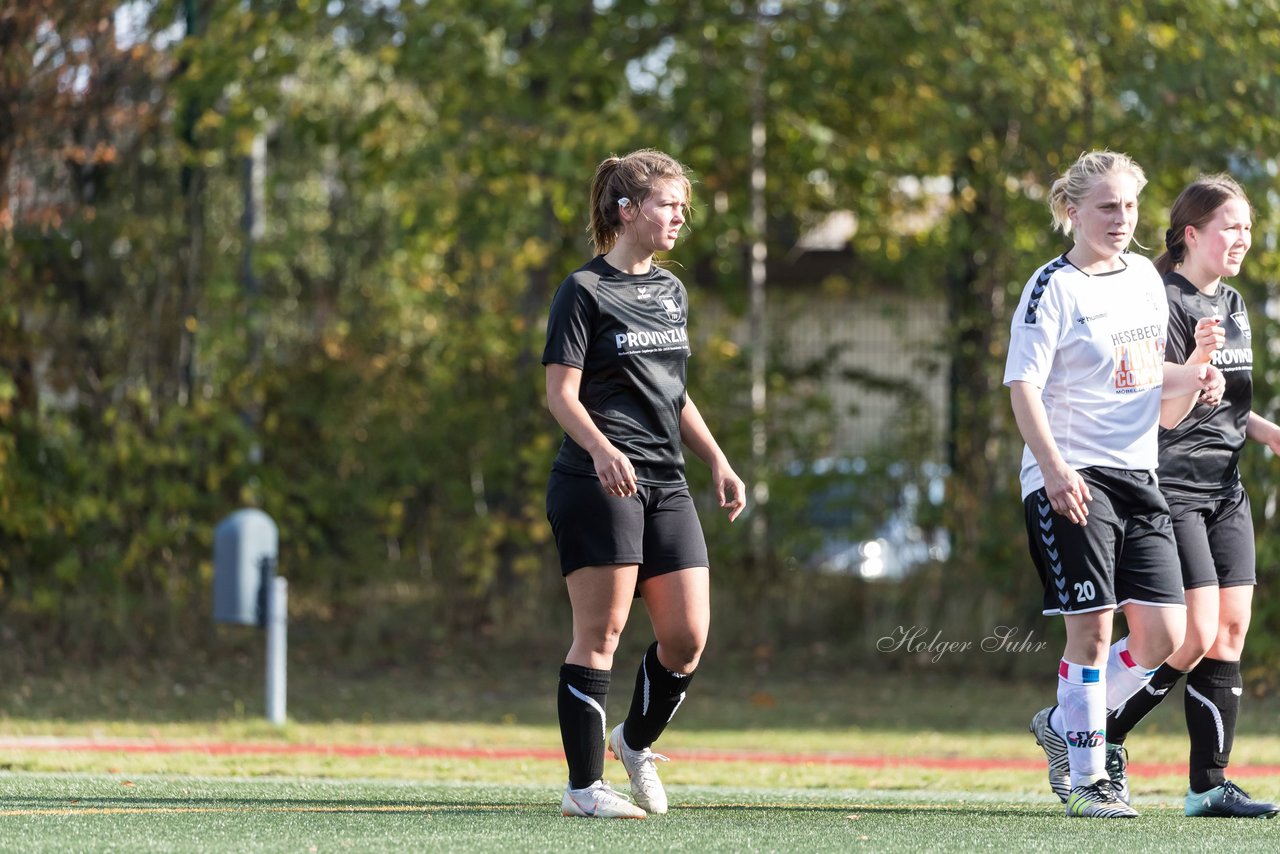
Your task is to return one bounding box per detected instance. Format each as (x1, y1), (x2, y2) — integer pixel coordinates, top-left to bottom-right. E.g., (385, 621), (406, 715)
(1106, 663), (1184, 745)
(1185, 657), (1242, 793)
(622, 642), (696, 751)
(558, 663), (610, 790)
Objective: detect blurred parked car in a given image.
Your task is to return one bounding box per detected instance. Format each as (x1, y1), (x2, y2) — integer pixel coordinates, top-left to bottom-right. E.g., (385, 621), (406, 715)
(788, 457), (951, 581)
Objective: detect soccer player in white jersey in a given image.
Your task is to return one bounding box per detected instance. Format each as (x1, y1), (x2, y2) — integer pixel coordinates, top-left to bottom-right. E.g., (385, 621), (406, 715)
(1004, 151), (1225, 818)
(1102, 175), (1278, 818)
(543, 149), (746, 818)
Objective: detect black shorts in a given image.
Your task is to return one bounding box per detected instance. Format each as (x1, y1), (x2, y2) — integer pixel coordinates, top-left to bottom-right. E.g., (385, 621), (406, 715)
(546, 469), (709, 578)
(1166, 488), (1256, 590)
(1023, 467), (1184, 615)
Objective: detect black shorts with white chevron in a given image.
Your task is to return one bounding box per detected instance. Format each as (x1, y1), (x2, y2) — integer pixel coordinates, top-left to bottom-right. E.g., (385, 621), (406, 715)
(1023, 466), (1184, 616)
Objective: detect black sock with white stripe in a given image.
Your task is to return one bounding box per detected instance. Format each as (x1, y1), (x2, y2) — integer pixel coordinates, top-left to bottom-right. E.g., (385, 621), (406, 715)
(1185, 657), (1241, 793)
(622, 642), (695, 751)
(1106, 663), (1184, 744)
(558, 663), (610, 789)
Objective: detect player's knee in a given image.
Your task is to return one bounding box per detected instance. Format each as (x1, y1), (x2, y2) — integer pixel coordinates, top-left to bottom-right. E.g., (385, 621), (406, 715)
(1215, 618), (1249, 657)
(1179, 624), (1214, 662)
(1076, 640), (1109, 664)
(1152, 626), (1185, 663)
(582, 623), (626, 658)
(1171, 608), (1216, 660)
(1066, 629), (1110, 664)
(658, 634), (705, 674)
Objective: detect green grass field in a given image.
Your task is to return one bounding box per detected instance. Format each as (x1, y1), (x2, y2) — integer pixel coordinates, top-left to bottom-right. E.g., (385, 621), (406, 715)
(3, 654), (1279, 851)
(3, 775), (1279, 852)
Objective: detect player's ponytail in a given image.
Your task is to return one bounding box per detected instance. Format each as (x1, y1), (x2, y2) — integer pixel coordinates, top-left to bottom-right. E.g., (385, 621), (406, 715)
(588, 156), (626, 255)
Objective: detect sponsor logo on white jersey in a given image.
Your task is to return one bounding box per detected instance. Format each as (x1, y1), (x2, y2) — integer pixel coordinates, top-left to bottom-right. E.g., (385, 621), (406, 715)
(1112, 331), (1165, 393)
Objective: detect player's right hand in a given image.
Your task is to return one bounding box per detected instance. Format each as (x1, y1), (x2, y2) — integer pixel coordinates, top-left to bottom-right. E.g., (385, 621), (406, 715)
(1191, 315), (1225, 361)
(592, 445), (638, 498)
(1044, 467), (1092, 526)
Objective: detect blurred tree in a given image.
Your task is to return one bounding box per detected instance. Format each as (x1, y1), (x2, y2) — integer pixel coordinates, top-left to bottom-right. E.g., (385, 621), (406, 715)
(688, 0), (1280, 623)
(3, 0), (1279, 671)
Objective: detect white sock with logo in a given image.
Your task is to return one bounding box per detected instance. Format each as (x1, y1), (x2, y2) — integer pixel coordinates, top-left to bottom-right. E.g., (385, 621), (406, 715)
(1057, 659), (1107, 788)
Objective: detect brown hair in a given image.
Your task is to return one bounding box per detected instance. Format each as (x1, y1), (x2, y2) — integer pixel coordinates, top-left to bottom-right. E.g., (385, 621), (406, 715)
(588, 149), (692, 254)
(1048, 150), (1148, 236)
(1154, 174), (1251, 276)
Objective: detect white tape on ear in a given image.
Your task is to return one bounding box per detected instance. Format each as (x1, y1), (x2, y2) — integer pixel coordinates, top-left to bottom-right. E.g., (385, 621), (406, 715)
(618, 197), (631, 208)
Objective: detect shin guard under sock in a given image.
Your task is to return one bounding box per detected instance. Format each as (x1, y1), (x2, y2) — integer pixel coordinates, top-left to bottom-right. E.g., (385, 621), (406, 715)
(622, 642), (695, 750)
(1185, 657), (1242, 793)
(558, 663), (610, 789)
(1058, 659), (1106, 787)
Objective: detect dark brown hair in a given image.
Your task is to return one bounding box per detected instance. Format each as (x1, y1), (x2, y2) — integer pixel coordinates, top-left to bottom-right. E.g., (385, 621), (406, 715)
(588, 149), (692, 254)
(1154, 174), (1251, 276)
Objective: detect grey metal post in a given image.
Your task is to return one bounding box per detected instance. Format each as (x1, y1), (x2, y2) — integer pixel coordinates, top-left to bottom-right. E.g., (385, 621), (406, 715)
(265, 575), (288, 725)
(747, 2), (772, 558)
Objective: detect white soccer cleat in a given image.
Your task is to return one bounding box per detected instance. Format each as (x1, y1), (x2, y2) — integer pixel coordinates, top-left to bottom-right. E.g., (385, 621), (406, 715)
(609, 723), (670, 815)
(561, 780), (647, 819)
(1066, 779), (1139, 818)
(1029, 706), (1071, 803)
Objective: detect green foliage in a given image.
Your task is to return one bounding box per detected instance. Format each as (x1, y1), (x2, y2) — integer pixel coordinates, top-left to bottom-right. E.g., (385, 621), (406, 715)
(0, 397), (253, 649)
(3, 1), (1280, 675)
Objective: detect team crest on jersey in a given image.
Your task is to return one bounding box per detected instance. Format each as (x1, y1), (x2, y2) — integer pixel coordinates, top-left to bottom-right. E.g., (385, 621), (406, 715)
(1232, 311), (1251, 340)
(659, 295), (684, 323)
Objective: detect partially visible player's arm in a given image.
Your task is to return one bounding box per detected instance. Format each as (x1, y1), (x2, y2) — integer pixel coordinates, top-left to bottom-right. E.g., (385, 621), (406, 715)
(1008, 380), (1092, 526)
(679, 395), (746, 522)
(1247, 411), (1280, 454)
(545, 363), (638, 497)
(1160, 362), (1225, 427)
(1161, 317), (1227, 428)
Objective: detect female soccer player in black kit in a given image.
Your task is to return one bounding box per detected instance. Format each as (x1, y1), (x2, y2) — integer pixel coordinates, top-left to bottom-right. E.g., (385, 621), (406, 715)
(1101, 175), (1279, 818)
(542, 149), (746, 819)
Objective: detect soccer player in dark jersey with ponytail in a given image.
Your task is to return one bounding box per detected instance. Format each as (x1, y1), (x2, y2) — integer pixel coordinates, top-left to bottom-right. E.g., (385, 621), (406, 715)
(1100, 175), (1279, 818)
(542, 149), (746, 819)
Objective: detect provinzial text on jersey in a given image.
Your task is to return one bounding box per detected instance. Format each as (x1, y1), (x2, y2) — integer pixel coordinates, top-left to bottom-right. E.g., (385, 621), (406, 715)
(615, 326), (689, 353)
(1211, 348), (1253, 370)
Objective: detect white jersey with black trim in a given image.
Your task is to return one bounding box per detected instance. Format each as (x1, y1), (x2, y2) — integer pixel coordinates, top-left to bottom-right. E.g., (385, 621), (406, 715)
(1003, 253), (1168, 499)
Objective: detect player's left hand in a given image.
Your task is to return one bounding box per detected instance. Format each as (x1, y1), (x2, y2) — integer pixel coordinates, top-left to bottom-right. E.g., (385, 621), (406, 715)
(1197, 364), (1226, 407)
(714, 464), (747, 522)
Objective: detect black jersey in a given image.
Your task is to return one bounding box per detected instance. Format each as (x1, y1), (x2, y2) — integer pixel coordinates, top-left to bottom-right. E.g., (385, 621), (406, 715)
(1157, 272), (1253, 498)
(542, 255), (691, 486)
